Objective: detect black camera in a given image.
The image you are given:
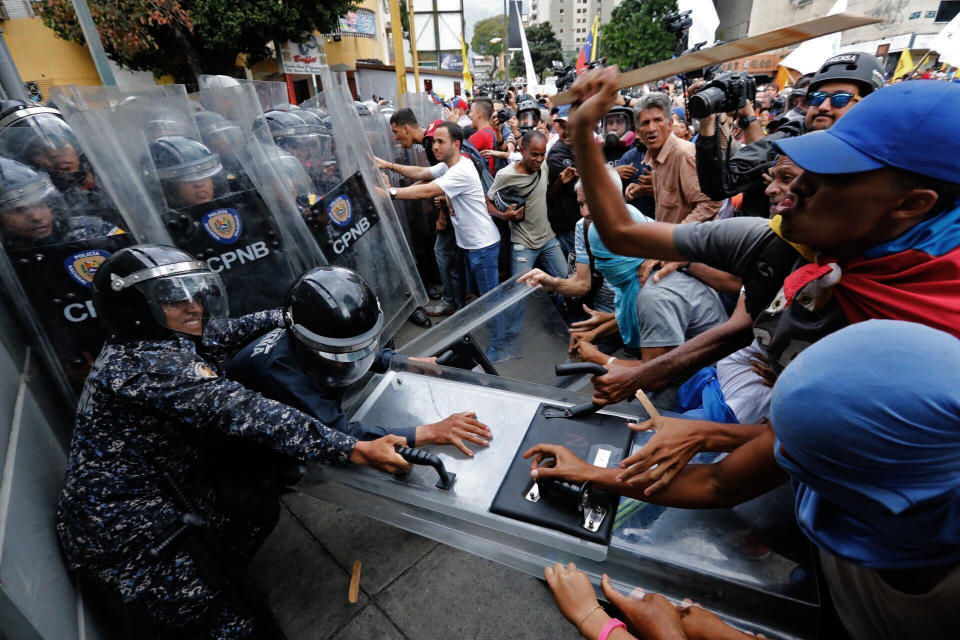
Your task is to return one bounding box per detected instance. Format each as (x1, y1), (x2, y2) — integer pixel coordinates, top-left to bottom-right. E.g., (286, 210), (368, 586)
(496, 107), (516, 123)
(688, 72), (757, 119)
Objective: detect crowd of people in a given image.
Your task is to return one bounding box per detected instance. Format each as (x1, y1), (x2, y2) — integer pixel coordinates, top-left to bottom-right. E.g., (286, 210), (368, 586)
(2, 47), (957, 640)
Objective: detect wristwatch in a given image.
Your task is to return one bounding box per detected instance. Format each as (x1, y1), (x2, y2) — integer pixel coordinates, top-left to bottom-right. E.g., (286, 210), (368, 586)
(389, 187), (398, 199)
(737, 115), (758, 128)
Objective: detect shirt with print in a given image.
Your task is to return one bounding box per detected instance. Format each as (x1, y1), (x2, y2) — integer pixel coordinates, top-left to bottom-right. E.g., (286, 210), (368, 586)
(488, 161), (554, 249)
(430, 157), (499, 250)
(643, 133), (722, 224)
(673, 217), (846, 374)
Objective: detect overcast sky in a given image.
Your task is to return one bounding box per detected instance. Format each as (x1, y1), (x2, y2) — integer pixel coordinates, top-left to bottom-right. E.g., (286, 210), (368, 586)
(464, 1), (515, 52)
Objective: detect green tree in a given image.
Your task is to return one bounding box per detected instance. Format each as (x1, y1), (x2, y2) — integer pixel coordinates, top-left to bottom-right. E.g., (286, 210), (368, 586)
(599, 0), (677, 71)
(34, 0), (357, 85)
(508, 22), (564, 82)
(471, 15), (506, 78)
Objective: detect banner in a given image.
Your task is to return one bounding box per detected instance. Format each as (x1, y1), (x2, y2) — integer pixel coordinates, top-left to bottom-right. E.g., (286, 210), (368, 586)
(460, 35), (474, 93)
(929, 12), (960, 68)
(338, 9), (377, 36)
(779, 0), (846, 74)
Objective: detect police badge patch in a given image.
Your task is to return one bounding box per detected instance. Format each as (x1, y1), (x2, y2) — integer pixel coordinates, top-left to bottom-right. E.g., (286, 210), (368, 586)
(201, 208), (243, 244)
(64, 249), (112, 288)
(327, 195), (353, 227)
(194, 363), (218, 378)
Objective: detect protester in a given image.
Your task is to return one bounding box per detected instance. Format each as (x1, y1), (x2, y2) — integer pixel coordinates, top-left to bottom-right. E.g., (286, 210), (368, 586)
(634, 92), (721, 224)
(545, 105), (580, 256)
(695, 52), (884, 218)
(467, 98), (498, 175)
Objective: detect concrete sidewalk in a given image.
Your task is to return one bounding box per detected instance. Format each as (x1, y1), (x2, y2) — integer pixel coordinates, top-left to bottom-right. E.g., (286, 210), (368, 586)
(253, 492), (583, 639)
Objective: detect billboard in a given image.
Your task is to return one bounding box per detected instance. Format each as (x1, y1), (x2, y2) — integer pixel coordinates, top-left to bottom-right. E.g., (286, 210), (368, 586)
(281, 35), (327, 74)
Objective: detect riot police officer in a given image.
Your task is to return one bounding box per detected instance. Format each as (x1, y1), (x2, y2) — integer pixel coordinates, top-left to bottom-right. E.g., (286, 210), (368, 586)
(149, 135), (230, 209)
(194, 110), (251, 192)
(56, 245), (410, 638)
(516, 99), (540, 134)
(229, 266), (491, 456)
(0, 100), (123, 226)
(258, 109), (334, 193)
(0, 156), (121, 250)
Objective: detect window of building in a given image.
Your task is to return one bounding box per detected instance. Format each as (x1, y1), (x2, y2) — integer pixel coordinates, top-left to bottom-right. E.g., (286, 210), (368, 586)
(23, 81), (42, 103)
(935, 1), (960, 22)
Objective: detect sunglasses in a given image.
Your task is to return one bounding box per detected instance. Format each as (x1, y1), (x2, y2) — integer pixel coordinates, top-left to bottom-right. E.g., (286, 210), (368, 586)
(806, 91), (861, 108)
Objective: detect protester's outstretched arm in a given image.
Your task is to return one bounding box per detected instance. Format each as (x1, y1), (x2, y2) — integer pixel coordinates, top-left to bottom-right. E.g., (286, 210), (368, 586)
(568, 67), (683, 261)
(524, 426), (787, 509)
(375, 156), (435, 182)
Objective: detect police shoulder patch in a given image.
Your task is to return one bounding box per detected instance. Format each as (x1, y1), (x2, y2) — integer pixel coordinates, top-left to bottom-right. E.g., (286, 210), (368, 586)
(64, 249), (112, 288)
(194, 363), (219, 379)
(201, 208), (243, 244)
(327, 195), (353, 227)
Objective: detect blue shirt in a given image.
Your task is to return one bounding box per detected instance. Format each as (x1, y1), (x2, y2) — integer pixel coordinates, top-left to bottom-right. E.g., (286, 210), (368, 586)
(227, 329), (418, 447)
(613, 147), (656, 217)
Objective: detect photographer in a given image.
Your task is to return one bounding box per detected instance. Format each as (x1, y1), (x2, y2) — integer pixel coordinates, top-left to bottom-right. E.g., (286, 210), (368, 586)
(694, 52), (885, 218)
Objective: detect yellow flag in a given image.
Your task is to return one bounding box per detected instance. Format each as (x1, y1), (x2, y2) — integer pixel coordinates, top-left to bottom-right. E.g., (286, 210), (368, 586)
(460, 35), (473, 93)
(893, 48), (914, 80)
(775, 65), (791, 90)
(590, 15), (600, 62)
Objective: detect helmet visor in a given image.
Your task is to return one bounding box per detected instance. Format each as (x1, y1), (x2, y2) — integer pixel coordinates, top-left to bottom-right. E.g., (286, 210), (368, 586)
(518, 111), (538, 128)
(295, 340), (380, 388)
(138, 271), (228, 336)
(603, 113), (630, 135)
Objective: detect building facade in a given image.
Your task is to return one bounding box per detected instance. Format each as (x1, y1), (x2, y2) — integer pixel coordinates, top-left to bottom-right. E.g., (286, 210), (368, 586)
(528, 0), (624, 59)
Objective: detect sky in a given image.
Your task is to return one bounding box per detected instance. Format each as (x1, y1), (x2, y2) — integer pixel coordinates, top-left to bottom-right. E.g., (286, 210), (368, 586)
(464, 1), (514, 52)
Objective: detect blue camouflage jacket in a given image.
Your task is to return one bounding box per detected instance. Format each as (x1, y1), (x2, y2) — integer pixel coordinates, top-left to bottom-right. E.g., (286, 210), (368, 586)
(56, 310), (357, 569)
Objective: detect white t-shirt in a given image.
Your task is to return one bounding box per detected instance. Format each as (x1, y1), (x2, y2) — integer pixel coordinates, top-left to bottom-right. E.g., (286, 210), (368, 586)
(430, 157), (499, 250)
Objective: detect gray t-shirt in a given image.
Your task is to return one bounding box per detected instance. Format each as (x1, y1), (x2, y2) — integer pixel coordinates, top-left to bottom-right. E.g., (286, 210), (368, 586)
(634, 270), (728, 347)
(673, 217), (847, 373)
(488, 161), (554, 249)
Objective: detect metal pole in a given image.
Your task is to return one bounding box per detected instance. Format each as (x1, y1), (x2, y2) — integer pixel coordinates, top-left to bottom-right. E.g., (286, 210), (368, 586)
(70, 0), (117, 86)
(408, 0), (421, 93)
(0, 23), (27, 100)
(388, 0), (408, 94)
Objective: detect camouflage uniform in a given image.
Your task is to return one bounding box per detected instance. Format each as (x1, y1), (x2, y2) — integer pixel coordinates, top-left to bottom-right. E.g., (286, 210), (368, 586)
(57, 309), (357, 638)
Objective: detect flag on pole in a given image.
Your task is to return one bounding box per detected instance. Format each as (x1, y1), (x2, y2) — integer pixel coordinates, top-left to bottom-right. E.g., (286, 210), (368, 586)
(929, 12), (960, 68)
(893, 48), (914, 80)
(779, 0), (846, 75)
(460, 35), (473, 94)
(589, 15), (600, 62)
(775, 64), (792, 90)
(517, 6), (539, 94)
(576, 15), (599, 73)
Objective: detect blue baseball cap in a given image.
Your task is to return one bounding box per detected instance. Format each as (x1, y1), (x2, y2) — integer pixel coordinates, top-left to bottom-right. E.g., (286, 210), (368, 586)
(554, 104), (571, 121)
(773, 81), (960, 183)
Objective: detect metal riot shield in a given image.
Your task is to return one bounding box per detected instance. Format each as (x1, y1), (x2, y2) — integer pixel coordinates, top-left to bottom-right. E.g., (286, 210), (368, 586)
(298, 85), (428, 339)
(55, 85), (303, 317)
(0, 155), (135, 402)
(300, 359), (818, 640)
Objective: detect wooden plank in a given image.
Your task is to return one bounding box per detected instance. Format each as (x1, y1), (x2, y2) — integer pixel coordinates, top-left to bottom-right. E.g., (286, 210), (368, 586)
(634, 389), (660, 420)
(553, 13), (882, 105)
(348, 560), (362, 603)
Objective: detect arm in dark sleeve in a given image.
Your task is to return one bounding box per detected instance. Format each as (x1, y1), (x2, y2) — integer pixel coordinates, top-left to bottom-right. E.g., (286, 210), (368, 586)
(118, 351), (357, 465)
(673, 217), (775, 277)
(695, 132), (782, 201)
(203, 309), (284, 351)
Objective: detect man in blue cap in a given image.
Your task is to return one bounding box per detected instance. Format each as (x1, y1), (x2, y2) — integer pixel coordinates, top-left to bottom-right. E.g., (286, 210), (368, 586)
(521, 73), (960, 503)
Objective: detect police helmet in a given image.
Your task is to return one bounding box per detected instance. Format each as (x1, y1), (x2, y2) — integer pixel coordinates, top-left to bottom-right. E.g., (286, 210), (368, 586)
(285, 266), (383, 388)
(0, 155), (59, 211)
(517, 100), (540, 131)
(199, 75), (242, 90)
(0, 102), (84, 174)
(261, 110), (324, 146)
(194, 110), (244, 151)
(0, 156), (69, 245)
(807, 52), (885, 97)
(92, 244), (228, 340)
(149, 135), (223, 183)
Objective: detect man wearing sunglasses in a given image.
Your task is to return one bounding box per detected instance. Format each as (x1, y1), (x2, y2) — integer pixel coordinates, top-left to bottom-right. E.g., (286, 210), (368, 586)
(695, 52), (885, 219)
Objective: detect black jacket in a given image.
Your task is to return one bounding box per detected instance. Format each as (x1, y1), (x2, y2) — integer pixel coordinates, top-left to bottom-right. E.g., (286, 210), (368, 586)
(695, 112), (805, 218)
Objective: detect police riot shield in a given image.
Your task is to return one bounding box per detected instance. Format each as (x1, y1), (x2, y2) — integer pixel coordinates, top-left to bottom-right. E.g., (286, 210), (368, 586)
(298, 85), (428, 339)
(0, 152), (135, 401)
(54, 85), (304, 318)
(398, 92), (443, 129)
(300, 359), (817, 640)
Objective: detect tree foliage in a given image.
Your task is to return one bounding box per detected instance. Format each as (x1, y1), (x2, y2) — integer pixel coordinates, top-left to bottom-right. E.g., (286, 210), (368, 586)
(599, 0), (678, 72)
(508, 22), (563, 82)
(471, 15), (506, 76)
(34, 0), (357, 85)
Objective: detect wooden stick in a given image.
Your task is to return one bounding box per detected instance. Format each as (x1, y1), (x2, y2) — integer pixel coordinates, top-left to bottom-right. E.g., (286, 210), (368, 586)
(348, 560), (362, 603)
(634, 389), (660, 419)
(553, 13), (882, 106)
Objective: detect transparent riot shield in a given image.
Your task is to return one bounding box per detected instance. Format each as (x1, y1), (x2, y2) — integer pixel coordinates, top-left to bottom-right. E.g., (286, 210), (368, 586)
(398, 92), (443, 128)
(55, 85), (303, 317)
(0, 154), (135, 402)
(298, 85), (428, 339)
(299, 359), (818, 640)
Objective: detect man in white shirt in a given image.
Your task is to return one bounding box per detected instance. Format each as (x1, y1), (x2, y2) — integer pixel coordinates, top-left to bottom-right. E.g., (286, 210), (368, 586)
(376, 122), (506, 349)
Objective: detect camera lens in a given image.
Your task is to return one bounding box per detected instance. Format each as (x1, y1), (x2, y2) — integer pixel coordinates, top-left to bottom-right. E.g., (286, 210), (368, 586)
(688, 87), (726, 119)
